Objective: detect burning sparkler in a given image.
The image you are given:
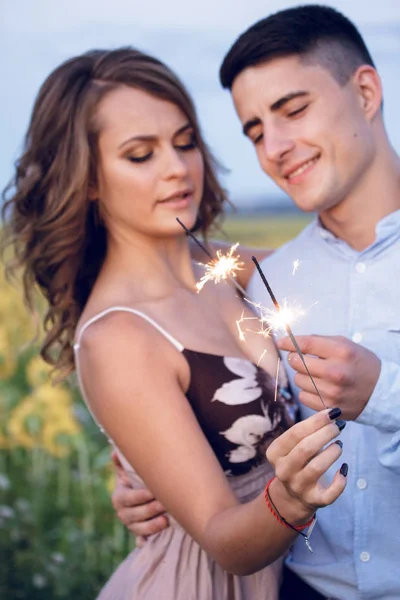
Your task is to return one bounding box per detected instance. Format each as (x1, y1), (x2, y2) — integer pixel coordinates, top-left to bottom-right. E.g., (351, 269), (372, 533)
(176, 218), (247, 295)
(252, 256), (327, 410)
(236, 298), (305, 340)
(195, 243), (243, 291)
(177, 217), (322, 409)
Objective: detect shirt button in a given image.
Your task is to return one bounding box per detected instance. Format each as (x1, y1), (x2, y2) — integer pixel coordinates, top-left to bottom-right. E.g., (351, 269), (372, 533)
(357, 478), (367, 490)
(360, 551), (370, 562)
(355, 262), (366, 273)
(352, 332), (363, 344)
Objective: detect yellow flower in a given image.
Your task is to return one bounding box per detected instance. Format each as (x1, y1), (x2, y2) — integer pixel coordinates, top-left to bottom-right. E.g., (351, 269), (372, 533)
(42, 416), (81, 458)
(26, 356), (53, 388)
(8, 397), (41, 448)
(0, 275), (37, 348)
(8, 383), (82, 456)
(31, 383), (73, 408)
(0, 325), (18, 379)
(0, 432), (9, 449)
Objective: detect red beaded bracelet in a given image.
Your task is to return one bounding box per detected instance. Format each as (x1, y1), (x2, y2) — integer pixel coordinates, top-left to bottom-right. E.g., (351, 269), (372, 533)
(264, 477), (316, 552)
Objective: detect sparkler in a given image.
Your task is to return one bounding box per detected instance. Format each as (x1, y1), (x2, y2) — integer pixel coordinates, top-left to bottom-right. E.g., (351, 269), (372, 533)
(250, 298), (305, 337)
(177, 217), (318, 407)
(273, 357), (281, 403)
(176, 218), (247, 296)
(196, 243), (243, 292)
(252, 256), (327, 410)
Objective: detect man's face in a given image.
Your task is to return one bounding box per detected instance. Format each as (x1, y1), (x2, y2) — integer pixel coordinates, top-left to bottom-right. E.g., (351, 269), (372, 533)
(231, 55), (375, 214)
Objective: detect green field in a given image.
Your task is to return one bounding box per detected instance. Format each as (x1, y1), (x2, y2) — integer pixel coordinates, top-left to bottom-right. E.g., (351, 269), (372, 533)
(215, 213), (313, 249)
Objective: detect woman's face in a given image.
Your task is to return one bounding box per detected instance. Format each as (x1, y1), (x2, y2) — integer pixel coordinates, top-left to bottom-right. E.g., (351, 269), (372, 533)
(94, 85), (204, 240)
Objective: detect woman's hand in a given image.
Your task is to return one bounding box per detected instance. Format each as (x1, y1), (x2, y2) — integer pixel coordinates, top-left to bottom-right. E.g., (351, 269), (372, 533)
(266, 408), (347, 525)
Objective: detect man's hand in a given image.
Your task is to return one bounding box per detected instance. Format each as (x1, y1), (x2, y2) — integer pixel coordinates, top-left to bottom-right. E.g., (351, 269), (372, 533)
(111, 451), (169, 546)
(277, 335), (381, 420)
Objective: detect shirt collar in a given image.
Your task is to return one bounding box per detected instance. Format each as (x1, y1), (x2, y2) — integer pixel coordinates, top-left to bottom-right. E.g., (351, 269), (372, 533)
(313, 208), (400, 254)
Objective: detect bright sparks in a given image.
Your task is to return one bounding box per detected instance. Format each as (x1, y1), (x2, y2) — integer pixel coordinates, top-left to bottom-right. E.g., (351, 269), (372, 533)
(196, 243), (244, 292)
(261, 298), (305, 334)
(241, 297), (306, 338)
(292, 259), (301, 275)
(235, 298), (307, 344)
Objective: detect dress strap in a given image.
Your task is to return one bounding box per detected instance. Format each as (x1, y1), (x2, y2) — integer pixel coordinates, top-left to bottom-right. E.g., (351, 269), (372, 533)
(73, 306), (184, 352)
(72, 306), (184, 439)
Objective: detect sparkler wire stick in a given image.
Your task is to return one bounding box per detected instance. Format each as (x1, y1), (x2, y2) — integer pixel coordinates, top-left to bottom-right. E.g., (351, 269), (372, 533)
(176, 217), (248, 297)
(176, 217), (213, 259)
(251, 256), (327, 410)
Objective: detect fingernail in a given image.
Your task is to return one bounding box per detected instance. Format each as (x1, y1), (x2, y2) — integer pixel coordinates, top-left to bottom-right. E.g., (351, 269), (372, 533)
(340, 462), (348, 477)
(329, 407), (342, 420)
(335, 440), (343, 449)
(336, 420), (346, 432)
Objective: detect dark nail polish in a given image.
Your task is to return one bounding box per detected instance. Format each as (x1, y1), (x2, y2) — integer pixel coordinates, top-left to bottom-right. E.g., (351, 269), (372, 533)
(329, 407), (342, 420)
(336, 420), (346, 432)
(340, 463), (349, 477)
(335, 440), (343, 449)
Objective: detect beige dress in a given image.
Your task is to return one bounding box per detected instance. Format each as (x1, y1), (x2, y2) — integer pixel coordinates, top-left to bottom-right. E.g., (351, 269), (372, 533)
(74, 307), (296, 600)
(99, 459), (284, 600)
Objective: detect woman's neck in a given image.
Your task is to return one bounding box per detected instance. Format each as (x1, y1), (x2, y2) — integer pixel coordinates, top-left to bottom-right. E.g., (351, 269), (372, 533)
(100, 229), (199, 299)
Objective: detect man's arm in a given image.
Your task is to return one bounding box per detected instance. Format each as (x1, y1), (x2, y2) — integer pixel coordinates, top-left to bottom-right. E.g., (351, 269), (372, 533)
(278, 335), (400, 473)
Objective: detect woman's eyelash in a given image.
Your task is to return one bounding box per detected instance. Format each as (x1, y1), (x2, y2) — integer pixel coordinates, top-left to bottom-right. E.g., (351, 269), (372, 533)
(128, 153), (152, 163)
(127, 136), (197, 163)
(176, 140), (197, 150)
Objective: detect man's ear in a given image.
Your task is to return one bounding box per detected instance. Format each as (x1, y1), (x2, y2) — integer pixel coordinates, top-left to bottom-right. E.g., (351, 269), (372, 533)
(352, 65), (383, 120)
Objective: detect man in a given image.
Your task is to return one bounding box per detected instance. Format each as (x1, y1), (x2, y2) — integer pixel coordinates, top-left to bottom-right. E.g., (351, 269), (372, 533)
(111, 6), (400, 599)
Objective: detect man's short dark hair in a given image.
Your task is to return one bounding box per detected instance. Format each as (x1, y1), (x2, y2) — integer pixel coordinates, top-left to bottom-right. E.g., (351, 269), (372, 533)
(220, 5), (376, 89)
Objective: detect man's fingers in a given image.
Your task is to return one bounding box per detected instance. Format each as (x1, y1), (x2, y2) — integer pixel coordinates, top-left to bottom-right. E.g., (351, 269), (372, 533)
(297, 390), (333, 412)
(288, 353), (326, 378)
(277, 334), (349, 360)
(111, 451), (132, 486)
(128, 515), (169, 538)
(293, 373), (341, 400)
(112, 486), (158, 511)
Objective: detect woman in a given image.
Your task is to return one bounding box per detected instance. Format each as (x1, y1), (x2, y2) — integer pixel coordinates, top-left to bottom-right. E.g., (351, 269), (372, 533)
(2, 48), (347, 599)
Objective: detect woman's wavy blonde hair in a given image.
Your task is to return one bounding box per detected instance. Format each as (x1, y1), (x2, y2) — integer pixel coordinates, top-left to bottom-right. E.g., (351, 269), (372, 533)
(1, 48), (228, 378)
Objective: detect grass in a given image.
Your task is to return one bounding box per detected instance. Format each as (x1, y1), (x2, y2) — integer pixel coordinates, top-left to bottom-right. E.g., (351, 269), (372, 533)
(215, 213), (313, 249)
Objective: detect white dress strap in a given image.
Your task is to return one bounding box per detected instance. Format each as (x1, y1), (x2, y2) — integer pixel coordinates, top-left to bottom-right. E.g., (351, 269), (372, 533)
(72, 306), (184, 441)
(73, 306), (184, 352)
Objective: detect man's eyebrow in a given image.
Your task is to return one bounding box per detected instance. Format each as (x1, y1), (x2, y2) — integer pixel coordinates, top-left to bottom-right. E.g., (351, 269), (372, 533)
(242, 91), (309, 138)
(270, 90), (309, 112)
(243, 118), (261, 138)
(118, 122), (192, 149)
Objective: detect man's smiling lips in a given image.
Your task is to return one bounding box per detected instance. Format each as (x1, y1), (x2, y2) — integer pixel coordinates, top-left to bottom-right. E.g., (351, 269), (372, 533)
(283, 155), (320, 184)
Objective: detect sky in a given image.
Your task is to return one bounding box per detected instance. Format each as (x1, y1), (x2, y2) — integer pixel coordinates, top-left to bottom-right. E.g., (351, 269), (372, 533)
(2, 0), (400, 209)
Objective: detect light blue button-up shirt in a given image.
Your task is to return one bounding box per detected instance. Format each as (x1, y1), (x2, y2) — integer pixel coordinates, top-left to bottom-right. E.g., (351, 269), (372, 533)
(247, 210), (400, 600)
